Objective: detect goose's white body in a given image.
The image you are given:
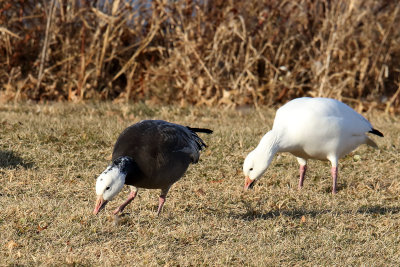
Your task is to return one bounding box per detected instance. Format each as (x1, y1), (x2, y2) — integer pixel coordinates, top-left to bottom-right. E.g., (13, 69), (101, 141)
(243, 97), (383, 193)
(274, 97), (377, 161)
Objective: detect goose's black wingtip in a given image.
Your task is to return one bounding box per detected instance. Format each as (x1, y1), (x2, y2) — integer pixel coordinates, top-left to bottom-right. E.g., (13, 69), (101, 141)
(369, 128), (384, 137)
(187, 127), (213, 134)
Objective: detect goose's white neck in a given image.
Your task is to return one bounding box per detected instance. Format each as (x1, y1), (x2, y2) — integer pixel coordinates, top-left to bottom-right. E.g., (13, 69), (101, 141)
(255, 130), (281, 166)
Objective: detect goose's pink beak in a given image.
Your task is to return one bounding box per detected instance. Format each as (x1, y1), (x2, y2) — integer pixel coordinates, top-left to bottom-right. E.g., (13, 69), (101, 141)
(93, 195), (108, 215)
(244, 176), (255, 190)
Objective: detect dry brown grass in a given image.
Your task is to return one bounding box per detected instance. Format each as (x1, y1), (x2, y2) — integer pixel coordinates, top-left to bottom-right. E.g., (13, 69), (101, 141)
(1, 0), (400, 110)
(0, 102), (399, 266)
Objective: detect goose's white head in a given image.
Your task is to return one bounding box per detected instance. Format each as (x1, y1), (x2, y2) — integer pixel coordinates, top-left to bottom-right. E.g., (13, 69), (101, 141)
(93, 157), (133, 215)
(243, 150), (269, 190)
(243, 131), (280, 190)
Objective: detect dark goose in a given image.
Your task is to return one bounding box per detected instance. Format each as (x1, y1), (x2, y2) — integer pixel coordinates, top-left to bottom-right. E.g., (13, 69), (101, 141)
(93, 120), (212, 216)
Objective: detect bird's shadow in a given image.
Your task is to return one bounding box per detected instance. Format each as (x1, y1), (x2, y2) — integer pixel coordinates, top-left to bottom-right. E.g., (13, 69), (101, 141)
(357, 205), (400, 215)
(236, 205), (400, 221)
(0, 150), (34, 169)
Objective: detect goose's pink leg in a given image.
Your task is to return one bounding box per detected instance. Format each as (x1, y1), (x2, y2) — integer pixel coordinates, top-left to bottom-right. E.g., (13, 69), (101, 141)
(157, 187), (170, 216)
(298, 165), (307, 189)
(331, 166), (338, 194)
(157, 195), (166, 216)
(113, 187), (138, 215)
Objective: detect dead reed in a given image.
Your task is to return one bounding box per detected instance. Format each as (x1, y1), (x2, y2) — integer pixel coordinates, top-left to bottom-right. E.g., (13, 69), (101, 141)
(1, 0), (400, 111)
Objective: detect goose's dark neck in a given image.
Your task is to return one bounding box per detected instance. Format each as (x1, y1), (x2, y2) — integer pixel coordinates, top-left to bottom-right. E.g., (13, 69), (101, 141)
(112, 156), (136, 174)
(113, 156), (143, 185)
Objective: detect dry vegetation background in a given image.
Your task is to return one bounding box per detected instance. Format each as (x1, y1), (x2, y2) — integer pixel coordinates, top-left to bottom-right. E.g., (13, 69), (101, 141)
(1, 0), (400, 111)
(1, 0), (400, 266)
(0, 103), (399, 266)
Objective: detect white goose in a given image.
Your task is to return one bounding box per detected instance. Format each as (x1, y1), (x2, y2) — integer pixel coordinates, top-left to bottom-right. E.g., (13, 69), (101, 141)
(243, 97), (383, 193)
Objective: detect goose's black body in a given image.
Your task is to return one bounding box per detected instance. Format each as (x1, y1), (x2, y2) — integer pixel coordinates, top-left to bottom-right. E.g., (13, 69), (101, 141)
(112, 120), (211, 190)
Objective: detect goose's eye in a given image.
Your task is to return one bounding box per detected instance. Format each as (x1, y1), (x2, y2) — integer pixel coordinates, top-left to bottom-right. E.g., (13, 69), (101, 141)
(249, 168), (253, 171)
(106, 186), (110, 190)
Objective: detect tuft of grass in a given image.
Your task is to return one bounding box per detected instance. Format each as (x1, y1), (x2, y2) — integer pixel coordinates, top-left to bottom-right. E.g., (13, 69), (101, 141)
(0, 102), (399, 265)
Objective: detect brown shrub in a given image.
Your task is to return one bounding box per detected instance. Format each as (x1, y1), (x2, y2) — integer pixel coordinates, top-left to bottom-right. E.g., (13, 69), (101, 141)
(0, 0), (399, 111)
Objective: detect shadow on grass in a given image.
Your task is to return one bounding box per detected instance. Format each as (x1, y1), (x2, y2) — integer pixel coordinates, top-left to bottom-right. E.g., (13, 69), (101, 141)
(239, 209), (332, 221)
(357, 205), (400, 215)
(0, 150), (34, 169)
(238, 205), (400, 221)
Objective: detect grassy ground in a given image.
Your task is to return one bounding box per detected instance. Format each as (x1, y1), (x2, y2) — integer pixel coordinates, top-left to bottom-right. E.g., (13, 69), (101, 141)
(0, 102), (399, 266)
